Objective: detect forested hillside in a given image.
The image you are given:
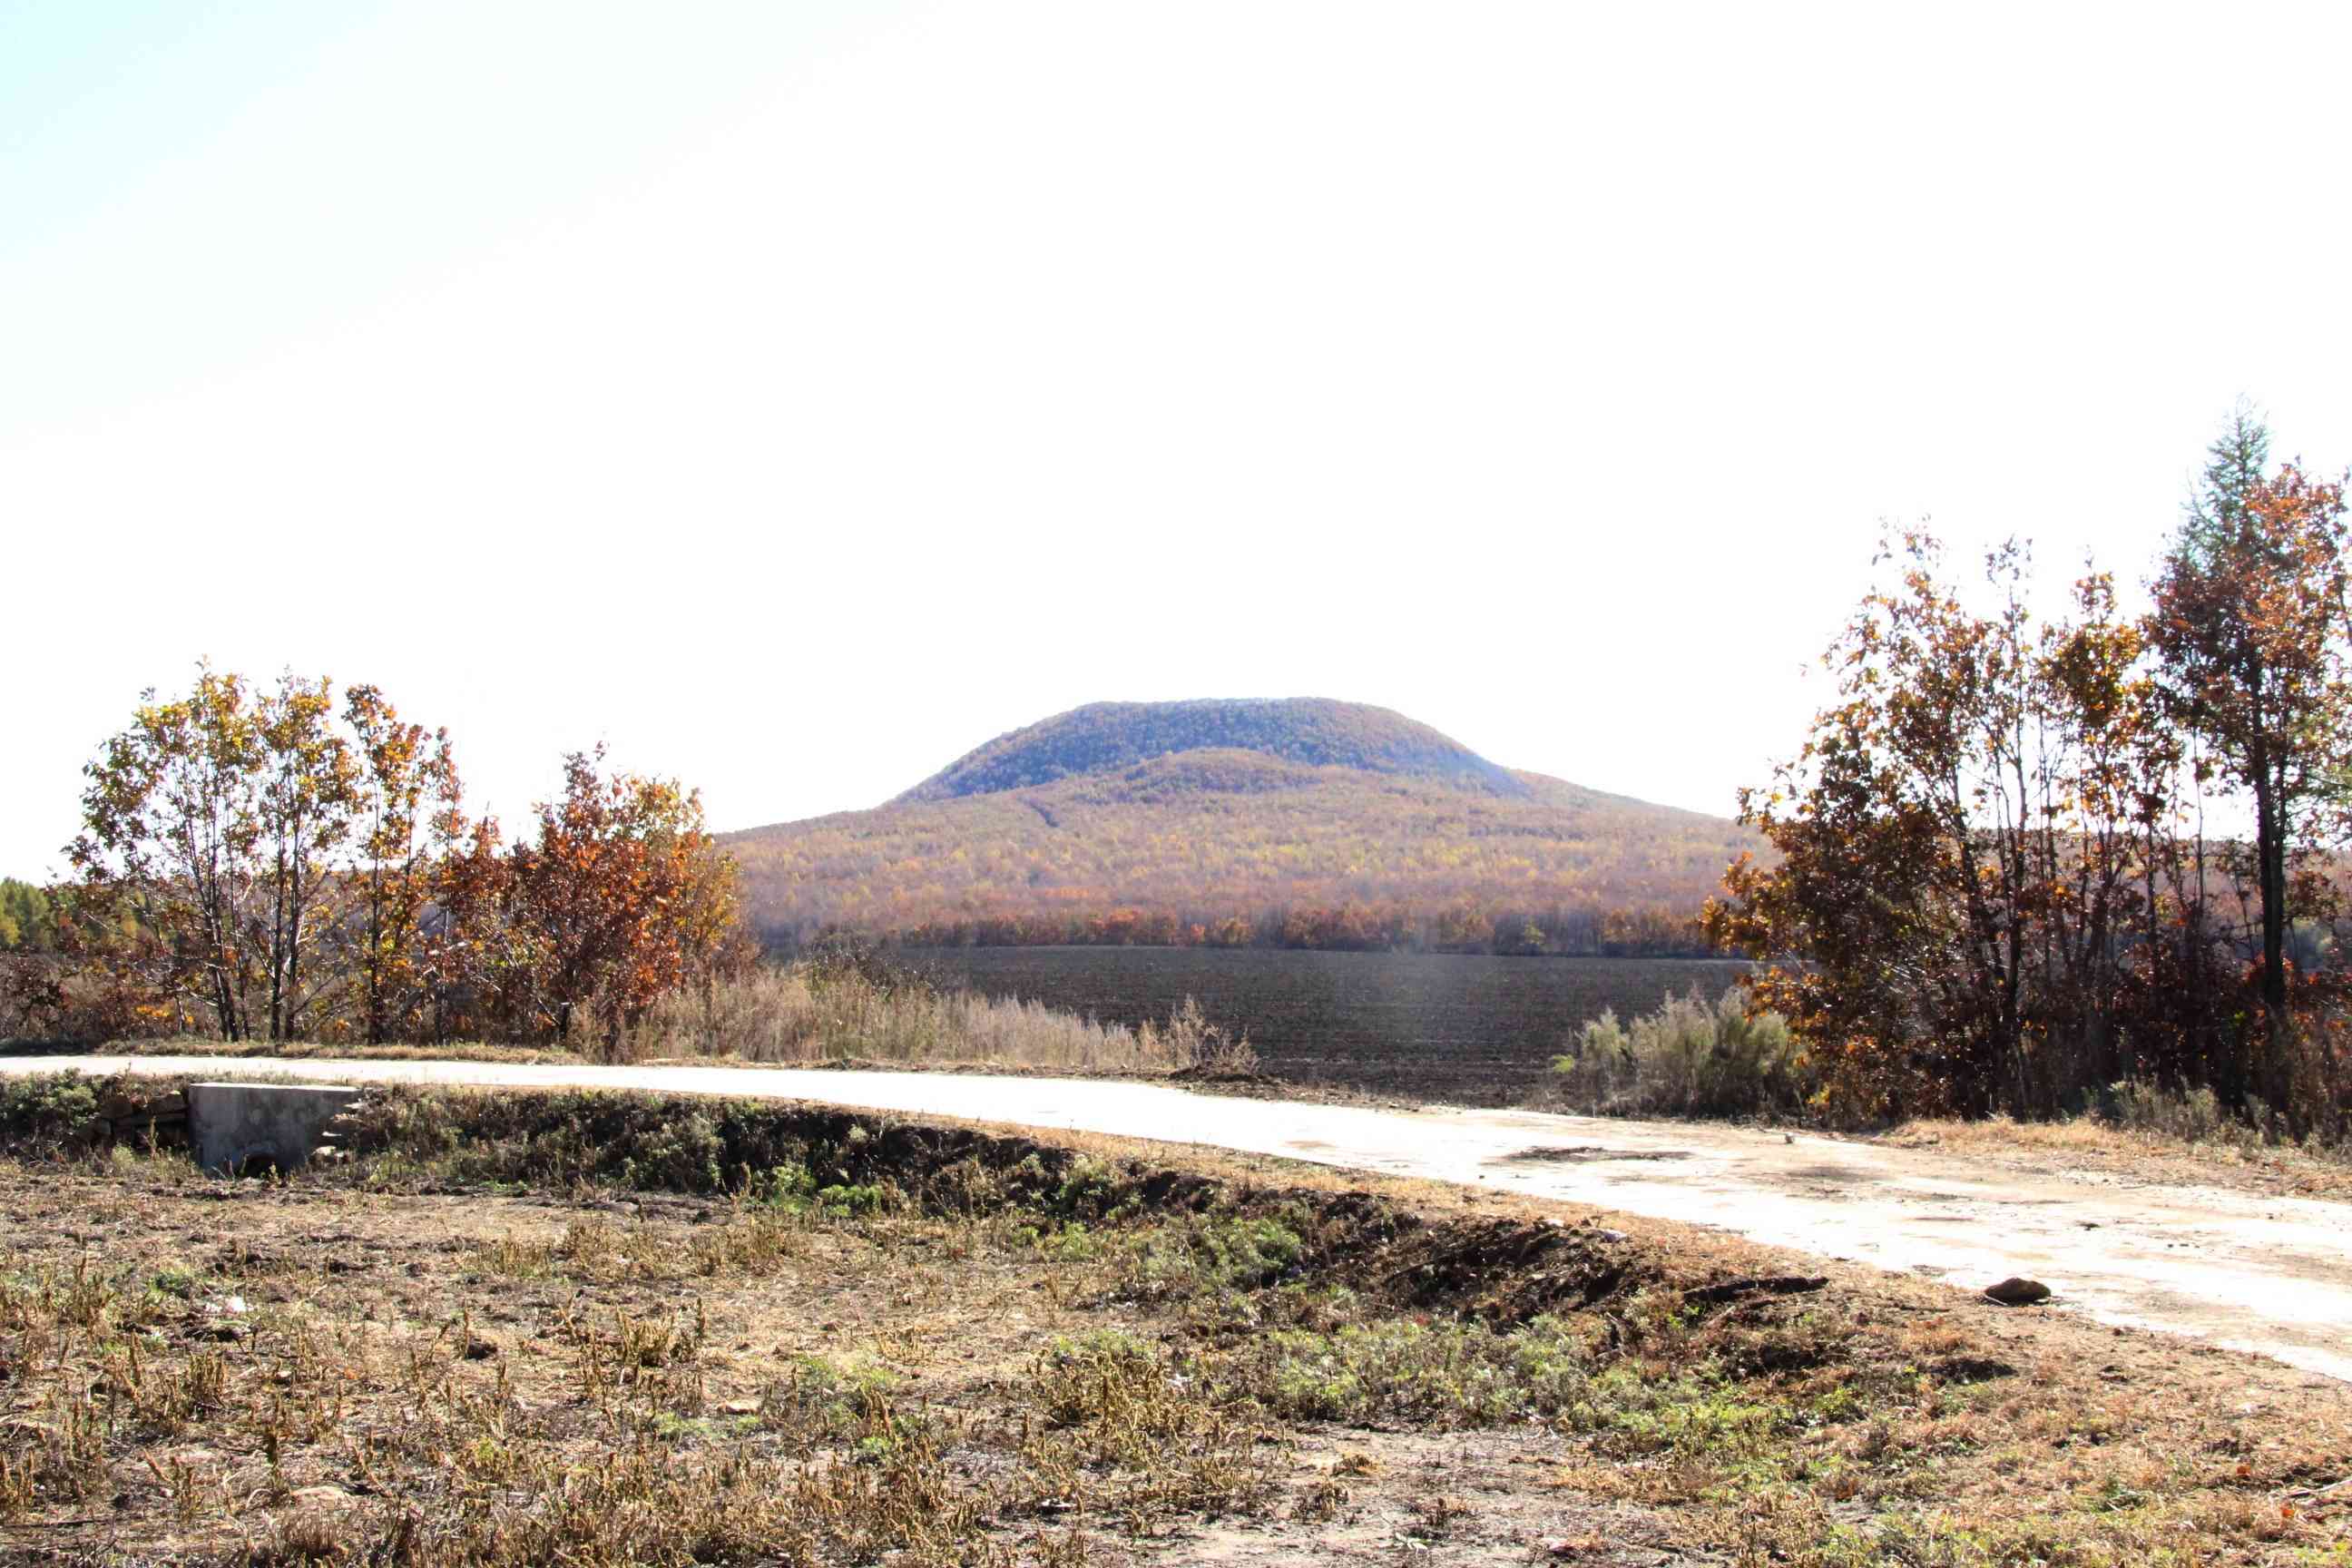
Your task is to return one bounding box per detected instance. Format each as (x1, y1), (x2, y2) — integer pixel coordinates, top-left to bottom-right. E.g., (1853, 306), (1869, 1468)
(897, 699), (1529, 802)
(728, 700), (1754, 953)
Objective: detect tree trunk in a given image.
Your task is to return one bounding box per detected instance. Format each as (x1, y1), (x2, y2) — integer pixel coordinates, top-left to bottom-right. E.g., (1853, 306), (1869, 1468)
(2251, 762), (2292, 1119)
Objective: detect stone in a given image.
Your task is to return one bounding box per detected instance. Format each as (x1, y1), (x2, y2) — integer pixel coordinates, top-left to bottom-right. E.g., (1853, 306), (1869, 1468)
(1984, 1277), (2053, 1306)
(187, 1083), (364, 1176)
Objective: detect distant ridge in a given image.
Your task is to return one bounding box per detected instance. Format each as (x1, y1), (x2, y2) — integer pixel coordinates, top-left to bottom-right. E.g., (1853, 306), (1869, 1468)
(895, 698), (1529, 805)
(727, 697), (1757, 953)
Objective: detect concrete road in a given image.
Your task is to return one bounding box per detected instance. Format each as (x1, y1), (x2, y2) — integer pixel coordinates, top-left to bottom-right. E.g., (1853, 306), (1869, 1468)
(12, 1054), (2352, 1382)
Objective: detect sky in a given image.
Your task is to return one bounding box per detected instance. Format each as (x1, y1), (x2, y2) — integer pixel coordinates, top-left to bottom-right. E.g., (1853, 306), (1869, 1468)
(7, 1), (2352, 877)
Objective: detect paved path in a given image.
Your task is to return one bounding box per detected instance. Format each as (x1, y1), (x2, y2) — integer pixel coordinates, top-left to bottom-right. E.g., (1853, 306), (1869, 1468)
(13, 1054), (2352, 1381)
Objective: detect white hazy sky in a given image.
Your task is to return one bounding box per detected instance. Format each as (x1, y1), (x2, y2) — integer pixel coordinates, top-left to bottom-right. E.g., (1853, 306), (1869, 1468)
(8, 1), (2352, 877)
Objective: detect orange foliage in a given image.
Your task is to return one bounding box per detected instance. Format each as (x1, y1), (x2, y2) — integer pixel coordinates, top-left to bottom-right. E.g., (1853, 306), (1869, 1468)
(729, 761), (1751, 957)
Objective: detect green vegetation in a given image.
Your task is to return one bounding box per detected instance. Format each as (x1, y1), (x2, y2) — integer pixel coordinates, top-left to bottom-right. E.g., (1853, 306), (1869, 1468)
(0, 877), (57, 950)
(1251, 1315), (1592, 1425)
(0, 1072), (104, 1154)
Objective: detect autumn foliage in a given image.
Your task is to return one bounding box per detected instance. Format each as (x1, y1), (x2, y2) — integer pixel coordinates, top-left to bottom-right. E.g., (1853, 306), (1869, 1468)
(23, 668), (748, 1054)
(727, 704), (1758, 957)
(1708, 414), (2352, 1132)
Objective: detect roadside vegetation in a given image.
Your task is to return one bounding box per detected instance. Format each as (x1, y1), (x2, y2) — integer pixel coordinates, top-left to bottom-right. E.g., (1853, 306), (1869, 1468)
(1548, 985), (1813, 1120)
(3, 671), (749, 1054)
(21, 940), (1259, 1079)
(618, 958), (1258, 1074)
(1710, 411), (2352, 1145)
(1544, 985), (2352, 1198)
(3, 1076), (2347, 1564)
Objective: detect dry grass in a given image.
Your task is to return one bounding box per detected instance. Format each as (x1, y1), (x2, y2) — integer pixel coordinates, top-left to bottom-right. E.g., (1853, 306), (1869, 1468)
(617, 966), (1258, 1076)
(1883, 1111), (2352, 1200)
(71, 1035), (585, 1065)
(1544, 985), (1811, 1119)
(4, 1086), (2351, 1564)
(21, 964), (1261, 1083)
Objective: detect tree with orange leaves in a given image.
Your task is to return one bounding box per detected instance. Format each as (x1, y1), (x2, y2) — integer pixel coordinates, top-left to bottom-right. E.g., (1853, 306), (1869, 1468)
(343, 684), (464, 1044)
(1711, 412), (2352, 1127)
(1705, 533), (2209, 1117)
(505, 747), (742, 1053)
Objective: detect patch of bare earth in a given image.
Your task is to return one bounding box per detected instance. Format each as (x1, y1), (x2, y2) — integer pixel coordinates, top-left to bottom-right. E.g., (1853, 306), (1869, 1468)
(2, 1090), (2348, 1565)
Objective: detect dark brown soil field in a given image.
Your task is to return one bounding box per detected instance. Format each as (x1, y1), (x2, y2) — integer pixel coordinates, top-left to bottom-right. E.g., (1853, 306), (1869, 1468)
(904, 949), (1749, 1103)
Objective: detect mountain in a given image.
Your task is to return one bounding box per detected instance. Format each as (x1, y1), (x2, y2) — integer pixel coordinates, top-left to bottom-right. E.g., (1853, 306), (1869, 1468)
(896, 699), (1528, 804)
(725, 698), (1758, 954)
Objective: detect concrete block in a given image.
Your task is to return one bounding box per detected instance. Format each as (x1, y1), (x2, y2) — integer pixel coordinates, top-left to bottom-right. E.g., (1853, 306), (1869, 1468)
(187, 1083), (363, 1176)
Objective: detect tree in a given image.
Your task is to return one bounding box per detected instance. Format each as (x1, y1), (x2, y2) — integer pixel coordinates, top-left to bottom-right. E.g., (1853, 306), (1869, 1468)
(505, 748), (741, 1052)
(425, 814), (519, 1044)
(1708, 413), (2352, 1129)
(66, 666), (368, 1042)
(68, 664), (267, 1038)
(2149, 416), (2352, 1094)
(1705, 534), (2196, 1116)
(0, 880), (56, 952)
(253, 673), (360, 1041)
(56, 670), (749, 1050)
(344, 685), (464, 1043)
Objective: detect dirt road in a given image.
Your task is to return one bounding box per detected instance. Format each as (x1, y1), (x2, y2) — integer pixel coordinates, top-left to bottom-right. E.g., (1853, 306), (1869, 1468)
(15, 1054), (2352, 1382)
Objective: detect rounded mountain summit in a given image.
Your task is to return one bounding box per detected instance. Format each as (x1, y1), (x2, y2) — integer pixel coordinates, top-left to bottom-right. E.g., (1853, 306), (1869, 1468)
(894, 699), (1530, 805)
(726, 698), (1755, 946)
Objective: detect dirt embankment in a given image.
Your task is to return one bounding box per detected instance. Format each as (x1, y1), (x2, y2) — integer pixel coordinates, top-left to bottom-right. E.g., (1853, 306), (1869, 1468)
(6, 1071), (1644, 1327)
(16, 1054), (2352, 1385)
(11, 1073), (2352, 1564)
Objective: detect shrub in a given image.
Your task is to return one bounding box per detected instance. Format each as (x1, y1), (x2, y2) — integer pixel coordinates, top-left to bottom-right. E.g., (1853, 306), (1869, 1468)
(1, 956), (167, 1046)
(1250, 1314), (1592, 1426)
(766, 1354), (901, 1441)
(2096, 1080), (2269, 1149)
(0, 1073), (106, 1155)
(1123, 1213), (1305, 1298)
(1136, 996), (1259, 1075)
(615, 963), (1185, 1072)
(1550, 986), (1812, 1118)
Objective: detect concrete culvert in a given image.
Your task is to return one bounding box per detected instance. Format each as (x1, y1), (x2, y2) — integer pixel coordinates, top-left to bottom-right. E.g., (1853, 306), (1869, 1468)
(187, 1083), (363, 1176)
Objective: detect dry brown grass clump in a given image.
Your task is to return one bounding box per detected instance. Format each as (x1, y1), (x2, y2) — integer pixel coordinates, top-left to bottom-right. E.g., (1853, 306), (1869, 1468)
(619, 965), (1257, 1076)
(1885, 1104), (2352, 1200)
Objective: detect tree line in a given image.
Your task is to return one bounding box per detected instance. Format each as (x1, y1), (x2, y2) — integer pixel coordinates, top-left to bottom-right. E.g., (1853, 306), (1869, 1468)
(3, 668), (750, 1052)
(1708, 412), (2352, 1133)
(0, 880), (58, 952)
(879, 900), (1716, 956)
